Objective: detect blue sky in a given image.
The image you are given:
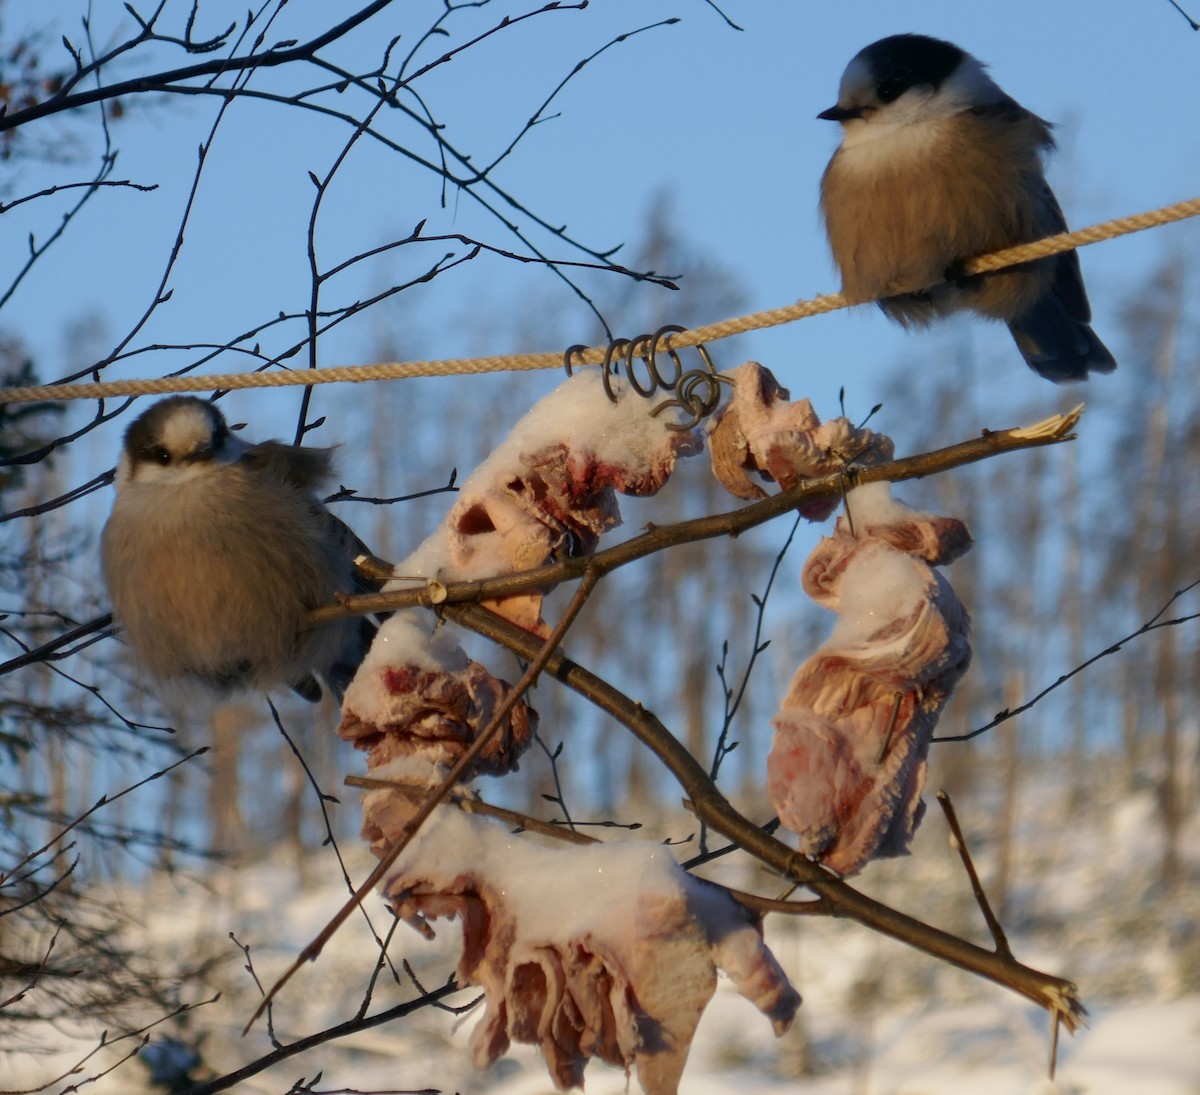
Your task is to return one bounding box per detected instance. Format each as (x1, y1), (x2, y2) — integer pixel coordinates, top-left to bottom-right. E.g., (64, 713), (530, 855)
(2, 0), (1197, 881)
(1, 0), (1197, 500)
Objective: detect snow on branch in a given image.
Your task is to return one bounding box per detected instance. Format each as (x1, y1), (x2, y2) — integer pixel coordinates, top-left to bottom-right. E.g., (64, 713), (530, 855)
(330, 372), (804, 1092)
(336, 371), (697, 830)
(313, 364), (1086, 1091)
(385, 807), (799, 1094)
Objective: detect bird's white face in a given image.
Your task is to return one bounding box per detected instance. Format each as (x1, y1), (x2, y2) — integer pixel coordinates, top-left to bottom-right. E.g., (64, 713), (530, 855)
(116, 398), (246, 491)
(834, 53), (1003, 152)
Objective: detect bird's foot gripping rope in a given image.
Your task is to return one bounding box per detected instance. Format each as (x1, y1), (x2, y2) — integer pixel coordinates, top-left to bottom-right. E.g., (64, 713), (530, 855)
(563, 324), (731, 431)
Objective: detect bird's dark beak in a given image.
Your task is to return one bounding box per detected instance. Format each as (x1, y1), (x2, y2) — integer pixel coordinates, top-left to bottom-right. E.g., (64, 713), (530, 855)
(818, 104), (862, 122)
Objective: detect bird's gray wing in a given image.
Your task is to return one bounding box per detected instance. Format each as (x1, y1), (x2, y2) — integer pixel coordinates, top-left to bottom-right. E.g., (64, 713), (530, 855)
(968, 96), (1056, 151)
(1008, 296), (1115, 381)
(1006, 179), (1116, 380)
(239, 441), (336, 491)
(1036, 183), (1091, 324)
(293, 506), (388, 704)
(236, 440), (384, 703)
(1006, 193), (1116, 380)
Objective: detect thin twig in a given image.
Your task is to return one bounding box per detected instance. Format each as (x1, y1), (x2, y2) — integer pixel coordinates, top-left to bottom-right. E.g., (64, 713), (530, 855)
(356, 912), (404, 1021)
(187, 983), (463, 1095)
(0, 612), (113, 677)
(346, 778), (829, 920)
(533, 734), (577, 832)
(940, 579), (1200, 742)
(936, 791), (1012, 958)
(0, 178), (158, 214)
(0, 998), (216, 1095)
(267, 700), (400, 986)
(0, 1), (399, 132)
(713, 511), (801, 774)
(0, 748), (207, 886)
(344, 775), (599, 847)
(309, 408), (1084, 624)
(1165, 0), (1200, 30)
(230, 933), (280, 1049)
(246, 567), (602, 1032)
(446, 601), (1086, 1028)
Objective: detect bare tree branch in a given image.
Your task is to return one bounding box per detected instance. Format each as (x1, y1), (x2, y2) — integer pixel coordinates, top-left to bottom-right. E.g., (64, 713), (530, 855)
(247, 566), (603, 1030)
(447, 601), (1086, 1028)
(310, 406), (1084, 623)
(0, 748), (208, 886)
(939, 579), (1200, 742)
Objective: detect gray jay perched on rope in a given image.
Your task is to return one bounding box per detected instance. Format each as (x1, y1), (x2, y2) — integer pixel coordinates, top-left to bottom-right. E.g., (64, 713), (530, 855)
(818, 33), (1116, 382)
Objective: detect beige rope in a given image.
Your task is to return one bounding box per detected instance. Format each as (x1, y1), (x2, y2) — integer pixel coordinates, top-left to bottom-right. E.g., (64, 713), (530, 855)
(3, 194), (1198, 406)
(960, 196), (1200, 276)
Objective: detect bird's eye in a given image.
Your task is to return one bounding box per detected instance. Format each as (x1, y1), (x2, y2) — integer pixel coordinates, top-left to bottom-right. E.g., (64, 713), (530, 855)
(153, 447), (171, 465)
(876, 73), (910, 104)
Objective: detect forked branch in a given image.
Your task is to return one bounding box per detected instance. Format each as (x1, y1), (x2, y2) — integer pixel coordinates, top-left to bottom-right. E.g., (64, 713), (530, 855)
(310, 405), (1085, 624)
(447, 601), (1085, 1030)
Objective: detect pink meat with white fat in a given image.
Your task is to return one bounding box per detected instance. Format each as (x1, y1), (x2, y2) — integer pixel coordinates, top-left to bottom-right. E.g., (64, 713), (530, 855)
(385, 810), (801, 1095)
(708, 362), (893, 517)
(769, 515), (972, 875)
(445, 417), (698, 634)
(339, 373), (699, 845)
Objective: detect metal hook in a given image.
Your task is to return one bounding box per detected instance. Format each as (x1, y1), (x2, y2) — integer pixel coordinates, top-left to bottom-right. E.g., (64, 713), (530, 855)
(565, 324), (728, 430)
(601, 337), (633, 404)
(647, 327), (729, 430)
(626, 326), (684, 398)
(562, 344), (588, 377)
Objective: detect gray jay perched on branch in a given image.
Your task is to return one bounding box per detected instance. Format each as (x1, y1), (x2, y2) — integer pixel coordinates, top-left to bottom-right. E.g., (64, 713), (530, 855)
(818, 33), (1116, 382)
(101, 396), (378, 704)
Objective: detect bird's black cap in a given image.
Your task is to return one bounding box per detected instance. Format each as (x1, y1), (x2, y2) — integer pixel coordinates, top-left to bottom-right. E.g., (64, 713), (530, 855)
(123, 395), (227, 462)
(855, 34), (965, 104)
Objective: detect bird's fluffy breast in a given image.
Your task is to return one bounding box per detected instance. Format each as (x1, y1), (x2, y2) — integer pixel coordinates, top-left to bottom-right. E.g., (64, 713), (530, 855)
(821, 107), (1054, 314)
(101, 462), (348, 684)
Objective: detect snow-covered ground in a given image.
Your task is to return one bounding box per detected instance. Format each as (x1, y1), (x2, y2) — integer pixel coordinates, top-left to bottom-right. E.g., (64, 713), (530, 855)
(4, 762), (1199, 1095)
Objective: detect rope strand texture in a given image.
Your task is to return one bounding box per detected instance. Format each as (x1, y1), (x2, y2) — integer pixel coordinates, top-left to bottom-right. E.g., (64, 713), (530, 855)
(3, 194), (1198, 406)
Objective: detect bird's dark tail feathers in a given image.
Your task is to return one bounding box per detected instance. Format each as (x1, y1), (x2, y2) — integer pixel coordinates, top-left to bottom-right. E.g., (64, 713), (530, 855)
(1008, 298), (1117, 383)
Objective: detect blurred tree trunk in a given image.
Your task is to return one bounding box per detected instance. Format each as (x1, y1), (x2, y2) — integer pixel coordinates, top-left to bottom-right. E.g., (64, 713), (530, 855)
(281, 719), (305, 871)
(986, 450), (1044, 923)
(209, 704), (252, 861)
(1063, 438), (1089, 806)
(1117, 256), (1184, 787)
(1155, 613), (1183, 886)
(1153, 444), (1185, 887)
(1118, 660), (1141, 787)
(1110, 254), (1196, 876)
(21, 459), (67, 848)
(993, 670), (1024, 922)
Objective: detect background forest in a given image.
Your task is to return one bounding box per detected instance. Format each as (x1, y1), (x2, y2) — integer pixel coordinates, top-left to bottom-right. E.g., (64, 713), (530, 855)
(1, 1), (1198, 1092)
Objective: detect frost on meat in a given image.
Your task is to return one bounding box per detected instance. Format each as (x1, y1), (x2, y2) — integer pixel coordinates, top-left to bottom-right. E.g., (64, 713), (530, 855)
(385, 809), (801, 1095)
(769, 494), (972, 875)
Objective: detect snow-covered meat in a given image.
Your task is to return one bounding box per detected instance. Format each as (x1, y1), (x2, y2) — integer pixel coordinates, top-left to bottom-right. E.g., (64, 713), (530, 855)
(768, 484), (972, 875)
